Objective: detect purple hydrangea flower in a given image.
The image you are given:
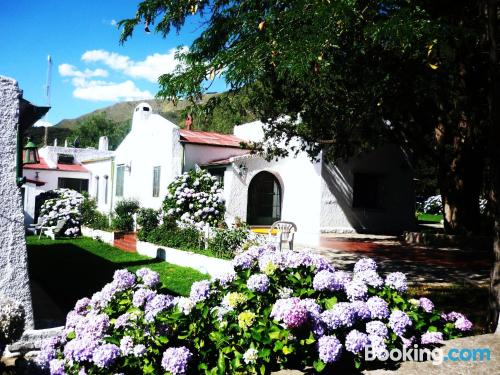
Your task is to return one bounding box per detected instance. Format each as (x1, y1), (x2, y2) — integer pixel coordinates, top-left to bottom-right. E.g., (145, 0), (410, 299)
(321, 302), (356, 330)
(353, 270), (384, 288)
(37, 337), (61, 368)
(113, 269), (136, 290)
(65, 310), (83, 330)
(161, 346), (192, 374)
(49, 359), (66, 375)
(389, 310), (412, 336)
(75, 313), (109, 339)
(270, 298), (308, 328)
(114, 313), (131, 329)
(346, 280), (368, 301)
(247, 274), (270, 293)
(367, 334), (388, 360)
(317, 335), (343, 363)
(385, 272), (408, 293)
(345, 329), (370, 354)
(332, 271), (352, 290)
(444, 311), (465, 321)
(74, 298), (91, 315)
(233, 253), (254, 269)
(92, 343), (121, 368)
(215, 271), (236, 287)
(418, 297), (434, 313)
(145, 295), (174, 321)
(313, 270), (336, 291)
(301, 298), (322, 316)
(401, 336), (415, 348)
(366, 321), (388, 338)
(189, 280), (212, 303)
(366, 297), (390, 319)
(353, 258), (378, 273)
(351, 301), (371, 320)
(454, 316), (473, 331)
(311, 255), (335, 272)
(120, 336), (134, 356)
(132, 288), (156, 308)
(420, 331), (444, 345)
(63, 337), (98, 362)
(136, 268), (160, 288)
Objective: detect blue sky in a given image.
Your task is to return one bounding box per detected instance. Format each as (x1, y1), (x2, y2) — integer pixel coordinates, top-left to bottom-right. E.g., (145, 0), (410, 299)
(0, 0), (226, 126)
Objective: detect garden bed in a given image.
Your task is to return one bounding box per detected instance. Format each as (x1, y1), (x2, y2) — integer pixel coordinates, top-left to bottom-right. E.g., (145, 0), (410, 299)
(136, 240), (233, 279)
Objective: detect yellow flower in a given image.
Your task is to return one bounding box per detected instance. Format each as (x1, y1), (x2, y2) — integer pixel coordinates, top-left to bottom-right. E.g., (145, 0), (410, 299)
(238, 311), (256, 329)
(223, 292), (247, 309)
(262, 261), (277, 276)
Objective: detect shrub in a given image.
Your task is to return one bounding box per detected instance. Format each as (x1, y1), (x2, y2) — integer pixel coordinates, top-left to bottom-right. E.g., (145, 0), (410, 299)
(136, 208), (160, 236)
(81, 197), (110, 231)
(163, 169), (225, 229)
(0, 296), (25, 357)
(142, 223), (203, 250)
(39, 246), (472, 374)
(207, 225), (251, 259)
(37, 188), (84, 237)
(112, 199), (139, 232)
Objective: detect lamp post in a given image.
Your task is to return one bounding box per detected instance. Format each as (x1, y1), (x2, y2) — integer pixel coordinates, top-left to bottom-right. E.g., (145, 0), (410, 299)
(23, 138), (40, 164)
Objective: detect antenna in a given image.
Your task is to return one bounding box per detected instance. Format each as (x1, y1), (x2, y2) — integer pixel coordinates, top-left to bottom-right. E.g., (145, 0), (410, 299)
(43, 55), (52, 146)
(45, 55), (52, 107)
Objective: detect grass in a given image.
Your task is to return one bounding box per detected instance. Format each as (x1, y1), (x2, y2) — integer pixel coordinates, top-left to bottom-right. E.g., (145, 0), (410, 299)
(27, 236), (208, 328)
(408, 282), (489, 334)
(416, 212), (443, 223)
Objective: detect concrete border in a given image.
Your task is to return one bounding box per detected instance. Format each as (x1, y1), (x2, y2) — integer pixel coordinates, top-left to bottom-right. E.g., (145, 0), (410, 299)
(81, 226), (114, 245)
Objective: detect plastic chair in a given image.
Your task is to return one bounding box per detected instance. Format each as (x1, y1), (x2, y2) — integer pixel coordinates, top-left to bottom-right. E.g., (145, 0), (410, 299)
(268, 221), (297, 250)
(40, 219), (67, 240)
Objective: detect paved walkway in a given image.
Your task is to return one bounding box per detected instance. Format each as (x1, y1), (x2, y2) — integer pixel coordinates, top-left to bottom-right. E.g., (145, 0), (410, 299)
(297, 234), (492, 286)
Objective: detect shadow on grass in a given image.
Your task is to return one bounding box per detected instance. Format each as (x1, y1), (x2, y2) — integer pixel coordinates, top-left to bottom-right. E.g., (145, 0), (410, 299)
(27, 241), (169, 328)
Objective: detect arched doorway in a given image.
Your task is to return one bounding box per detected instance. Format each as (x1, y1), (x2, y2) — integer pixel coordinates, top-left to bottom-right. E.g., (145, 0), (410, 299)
(247, 171), (282, 225)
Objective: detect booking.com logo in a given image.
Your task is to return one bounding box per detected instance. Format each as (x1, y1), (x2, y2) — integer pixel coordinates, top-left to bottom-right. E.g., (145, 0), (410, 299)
(365, 345), (491, 365)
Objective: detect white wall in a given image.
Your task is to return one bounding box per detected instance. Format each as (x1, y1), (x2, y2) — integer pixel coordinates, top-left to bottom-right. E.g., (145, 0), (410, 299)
(22, 169), (90, 191)
(224, 154), (323, 246)
(84, 158), (114, 214)
(183, 144), (248, 171)
(113, 103), (183, 210)
(320, 144), (415, 234)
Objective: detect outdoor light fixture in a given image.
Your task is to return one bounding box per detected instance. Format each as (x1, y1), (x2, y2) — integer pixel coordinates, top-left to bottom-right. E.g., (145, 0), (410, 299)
(22, 138), (40, 165)
(237, 163), (248, 177)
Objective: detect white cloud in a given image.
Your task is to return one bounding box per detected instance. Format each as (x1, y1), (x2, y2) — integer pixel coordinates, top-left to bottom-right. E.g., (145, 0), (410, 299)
(81, 48), (186, 83)
(33, 119), (53, 127)
(73, 79), (153, 102)
(110, 19), (117, 26)
(58, 63), (108, 79)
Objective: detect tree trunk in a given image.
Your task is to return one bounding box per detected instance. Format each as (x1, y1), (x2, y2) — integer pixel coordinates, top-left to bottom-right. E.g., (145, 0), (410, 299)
(487, 0), (500, 333)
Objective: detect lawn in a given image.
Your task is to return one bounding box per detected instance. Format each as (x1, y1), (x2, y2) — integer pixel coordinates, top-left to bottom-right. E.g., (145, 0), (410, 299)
(416, 212), (443, 223)
(27, 236), (208, 328)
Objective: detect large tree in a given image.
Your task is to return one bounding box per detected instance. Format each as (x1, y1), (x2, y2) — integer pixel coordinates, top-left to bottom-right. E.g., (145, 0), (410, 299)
(120, 0), (500, 330)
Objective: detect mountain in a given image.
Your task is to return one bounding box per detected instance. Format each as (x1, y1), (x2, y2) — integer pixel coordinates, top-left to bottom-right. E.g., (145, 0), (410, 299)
(55, 95), (220, 130)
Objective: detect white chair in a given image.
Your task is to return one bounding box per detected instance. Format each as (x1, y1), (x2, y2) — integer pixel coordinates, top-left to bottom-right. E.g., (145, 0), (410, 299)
(28, 217), (47, 236)
(40, 219), (67, 240)
(268, 221), (297, 251)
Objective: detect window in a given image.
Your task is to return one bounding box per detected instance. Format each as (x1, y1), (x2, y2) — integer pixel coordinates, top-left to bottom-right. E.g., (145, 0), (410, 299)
(152, 166), (161, 197)
(104, 175), (109, 204)
(58, 178), (89, 193)
(116, 165), (125, 197)
(57, 154), (75, 164)
(95, 176), (100, 202)
(352, 173), (382, 209)
(206, 167), (225, 185)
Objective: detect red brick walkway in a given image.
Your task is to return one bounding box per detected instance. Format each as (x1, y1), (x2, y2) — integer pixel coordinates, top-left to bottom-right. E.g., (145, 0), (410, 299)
(113, 232), (137, 253)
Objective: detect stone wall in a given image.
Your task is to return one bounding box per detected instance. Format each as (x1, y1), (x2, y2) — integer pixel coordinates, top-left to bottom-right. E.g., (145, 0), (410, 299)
(0, 76), (34, 328)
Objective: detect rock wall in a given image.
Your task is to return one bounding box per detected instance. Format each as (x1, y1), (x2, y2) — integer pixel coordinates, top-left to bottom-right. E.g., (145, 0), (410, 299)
(0, 76), (34, 328)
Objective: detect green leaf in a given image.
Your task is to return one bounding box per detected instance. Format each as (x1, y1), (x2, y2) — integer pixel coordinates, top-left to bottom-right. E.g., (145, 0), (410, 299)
(217, 352), (226, 374)
(428, 325), (437, 332)
(324, 296), (337, 310)
(313, 360), (326, 372)
(282, 345), (294, 355)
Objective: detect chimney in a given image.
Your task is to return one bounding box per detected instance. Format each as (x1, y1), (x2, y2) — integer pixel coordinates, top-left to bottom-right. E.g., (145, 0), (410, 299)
(98, 136), (109, 151)
(185, 114), (193, 131)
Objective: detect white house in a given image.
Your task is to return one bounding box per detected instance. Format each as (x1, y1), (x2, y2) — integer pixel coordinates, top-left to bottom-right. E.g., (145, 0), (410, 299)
(108, 103), (415, 245)
(23, 102), (415, 245)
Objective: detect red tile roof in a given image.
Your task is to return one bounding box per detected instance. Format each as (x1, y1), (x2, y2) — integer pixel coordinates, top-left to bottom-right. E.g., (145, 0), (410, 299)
(24, 178), (46, 186)
(23, 157), (89, 172)
(179, 129), (245, 148)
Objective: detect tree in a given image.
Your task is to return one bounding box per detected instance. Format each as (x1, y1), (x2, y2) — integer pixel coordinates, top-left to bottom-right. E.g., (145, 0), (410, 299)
(120, 0), (499, 330)
(73, 113), (130, 150)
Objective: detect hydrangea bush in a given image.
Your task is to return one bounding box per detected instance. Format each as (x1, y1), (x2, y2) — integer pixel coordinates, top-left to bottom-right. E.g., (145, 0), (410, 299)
(163, 169), (225, 229)
(421, 195), (442, 215)
(38, 189), (84, 237)
(39, 247), (472, 374)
